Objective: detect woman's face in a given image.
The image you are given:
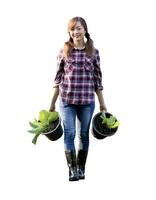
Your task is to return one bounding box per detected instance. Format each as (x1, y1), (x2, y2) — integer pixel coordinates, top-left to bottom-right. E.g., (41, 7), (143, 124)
(69, 21), (86, 42)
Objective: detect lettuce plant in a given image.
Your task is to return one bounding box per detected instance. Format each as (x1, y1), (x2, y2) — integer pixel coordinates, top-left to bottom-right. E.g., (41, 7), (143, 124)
(28, 110), (59, 144)
(100, 112), (120, 129)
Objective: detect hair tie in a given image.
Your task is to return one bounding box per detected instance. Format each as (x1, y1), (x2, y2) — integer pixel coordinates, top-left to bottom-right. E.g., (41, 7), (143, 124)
(85, 32), (90, 40)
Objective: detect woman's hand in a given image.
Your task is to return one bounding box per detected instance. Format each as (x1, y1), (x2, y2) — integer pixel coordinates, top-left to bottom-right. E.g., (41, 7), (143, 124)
(49, 104), (55, 112)
(100, 104), (107, 112)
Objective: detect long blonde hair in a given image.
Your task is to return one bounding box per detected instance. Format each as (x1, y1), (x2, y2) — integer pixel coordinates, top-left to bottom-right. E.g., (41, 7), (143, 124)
(63, 17), (95, 58)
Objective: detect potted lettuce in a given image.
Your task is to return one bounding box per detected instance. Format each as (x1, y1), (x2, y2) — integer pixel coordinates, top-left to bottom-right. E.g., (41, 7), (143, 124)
(92, 112), (120, 139)
(100, 112), (120, 129)
(28, 110), (63, 144)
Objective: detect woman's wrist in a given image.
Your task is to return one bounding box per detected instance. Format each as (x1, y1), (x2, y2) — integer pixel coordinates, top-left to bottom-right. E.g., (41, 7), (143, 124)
(95, 91), (107, 110)
(49, 103), (55, 112)
(99, 104), (107, 112)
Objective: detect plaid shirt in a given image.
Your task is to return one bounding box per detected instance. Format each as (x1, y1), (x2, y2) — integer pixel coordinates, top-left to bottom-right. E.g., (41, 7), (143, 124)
(53, 48), (103, 105)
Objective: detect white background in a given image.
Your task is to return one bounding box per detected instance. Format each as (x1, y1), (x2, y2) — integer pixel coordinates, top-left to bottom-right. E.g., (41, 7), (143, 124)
(0, 0), (156, 199)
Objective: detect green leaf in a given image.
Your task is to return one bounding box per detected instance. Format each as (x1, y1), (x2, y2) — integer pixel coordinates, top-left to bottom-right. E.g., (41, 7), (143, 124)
(111, 121), (120, 128)
(41, 122), (49, 128)
(39, 110), (49, 123)
(48, 112), (59, 123)
(100, 115), (104, 119)
(29, 121), (40, 128)
(31, 125), (46, 144)
(27, 126), (45, 134)
(32, 133), (41, 145)
(100, 114), (107, 124)
(100, 113), (120, 129)
(106, 116), (116, 128)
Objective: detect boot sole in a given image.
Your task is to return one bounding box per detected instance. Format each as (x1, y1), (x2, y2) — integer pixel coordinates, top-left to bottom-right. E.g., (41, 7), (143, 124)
(69, 177), (79, 181)
(79, 176), (85, 180)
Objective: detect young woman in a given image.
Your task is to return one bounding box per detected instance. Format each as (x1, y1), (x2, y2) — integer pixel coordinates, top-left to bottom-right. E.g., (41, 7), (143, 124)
(49, 17), (107, 181)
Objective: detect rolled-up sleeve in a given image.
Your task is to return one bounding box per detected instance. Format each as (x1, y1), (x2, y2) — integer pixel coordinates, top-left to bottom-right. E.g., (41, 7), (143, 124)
(53, 49), (65, 88)
(93, 49), (103, 91)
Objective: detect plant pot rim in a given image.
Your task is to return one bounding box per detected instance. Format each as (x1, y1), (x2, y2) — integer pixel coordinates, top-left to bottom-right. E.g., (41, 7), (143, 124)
(41, 116), (61, 135)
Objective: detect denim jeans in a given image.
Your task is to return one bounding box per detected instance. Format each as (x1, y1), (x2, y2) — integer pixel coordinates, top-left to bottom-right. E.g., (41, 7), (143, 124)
(59, 97), (95, 151)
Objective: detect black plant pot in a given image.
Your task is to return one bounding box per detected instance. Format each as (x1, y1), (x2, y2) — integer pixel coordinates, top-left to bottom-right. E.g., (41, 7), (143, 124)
(42, 117), (63, 141)
(92, 112), (118, 139)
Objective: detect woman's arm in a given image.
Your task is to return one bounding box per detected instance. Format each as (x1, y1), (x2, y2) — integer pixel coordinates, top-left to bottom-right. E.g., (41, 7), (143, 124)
(49, 87), (59, 112)
(49, 49), (64, 112)
(95, 89), (107, 112)
(93, 49), (107, 112)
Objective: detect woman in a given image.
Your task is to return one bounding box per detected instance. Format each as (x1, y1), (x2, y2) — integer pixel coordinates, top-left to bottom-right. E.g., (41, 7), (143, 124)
(49, 17), (107, 181)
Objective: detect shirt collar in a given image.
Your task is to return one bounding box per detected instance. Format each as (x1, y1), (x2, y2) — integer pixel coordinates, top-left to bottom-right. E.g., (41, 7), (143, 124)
(74, 46), (85, 50)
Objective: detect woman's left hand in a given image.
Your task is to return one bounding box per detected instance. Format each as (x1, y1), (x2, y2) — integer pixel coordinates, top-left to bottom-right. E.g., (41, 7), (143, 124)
(100, 104), (107, 112)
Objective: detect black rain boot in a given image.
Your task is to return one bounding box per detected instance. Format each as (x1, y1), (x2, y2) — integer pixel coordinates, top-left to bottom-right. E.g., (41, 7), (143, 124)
(65, 150), (79, 181)
(77, 150), (88, 180)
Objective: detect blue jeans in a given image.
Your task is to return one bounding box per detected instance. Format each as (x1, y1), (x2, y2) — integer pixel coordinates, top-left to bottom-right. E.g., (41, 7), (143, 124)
(59, 98), (95, 151)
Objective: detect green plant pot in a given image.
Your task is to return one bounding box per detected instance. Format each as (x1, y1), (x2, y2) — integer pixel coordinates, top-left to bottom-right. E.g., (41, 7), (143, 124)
(92, 112), (118, 139)
(42, 117), (63, 141)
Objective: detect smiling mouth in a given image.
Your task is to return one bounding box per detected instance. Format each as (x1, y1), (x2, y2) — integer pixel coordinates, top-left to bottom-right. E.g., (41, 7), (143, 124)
(74, 35), (81, 38)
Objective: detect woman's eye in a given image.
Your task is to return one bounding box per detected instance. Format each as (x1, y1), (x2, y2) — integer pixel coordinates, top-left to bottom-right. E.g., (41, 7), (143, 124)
(70, 27), (82, 31)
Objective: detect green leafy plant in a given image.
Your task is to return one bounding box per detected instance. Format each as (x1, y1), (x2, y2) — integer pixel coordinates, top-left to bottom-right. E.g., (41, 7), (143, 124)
(28, 110), (59, 144)
(100, 112), (120, 129)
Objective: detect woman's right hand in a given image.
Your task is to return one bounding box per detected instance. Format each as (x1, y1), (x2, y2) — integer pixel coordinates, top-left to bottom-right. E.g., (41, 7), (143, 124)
(49, 104), (55, 112)
(49, 87), (59, 112)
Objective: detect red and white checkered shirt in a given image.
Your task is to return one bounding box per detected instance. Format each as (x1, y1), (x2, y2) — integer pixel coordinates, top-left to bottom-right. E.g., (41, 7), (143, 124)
(53, 48), (103, 105)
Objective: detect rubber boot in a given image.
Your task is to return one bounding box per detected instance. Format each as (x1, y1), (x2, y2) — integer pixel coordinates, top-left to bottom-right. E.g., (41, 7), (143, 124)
(65, 150), (79, 181)
(77, 150), (88, 180)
